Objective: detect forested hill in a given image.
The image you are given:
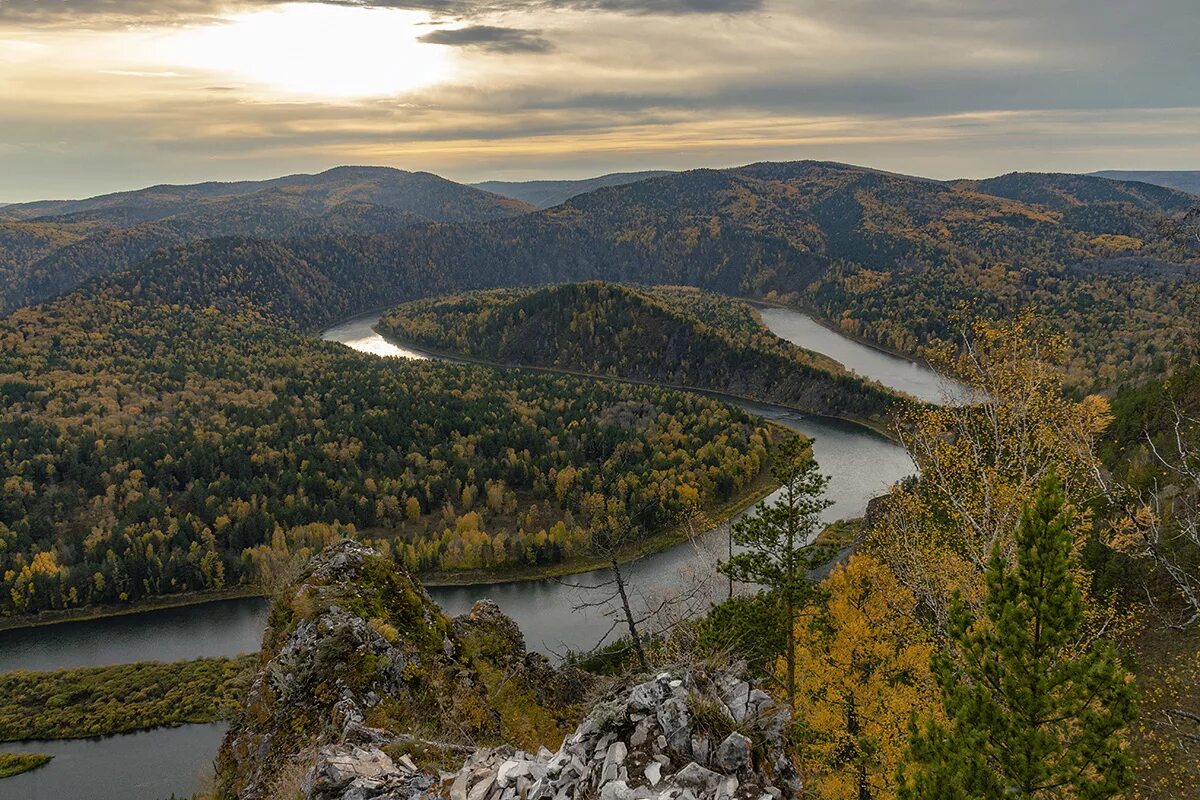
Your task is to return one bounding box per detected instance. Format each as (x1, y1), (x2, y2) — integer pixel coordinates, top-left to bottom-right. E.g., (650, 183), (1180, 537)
(0, 284), (774, 617)
(80, 160), (1197, 387)
(0, 166), (532, 226)
(378, 282), (901, 419)
(5, 161), (1198, 387)
(0, 166), (532, 316)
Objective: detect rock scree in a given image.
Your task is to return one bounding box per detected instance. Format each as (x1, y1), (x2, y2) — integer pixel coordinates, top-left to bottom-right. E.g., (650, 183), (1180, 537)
(215, 539), (799, 800)
(443, 667), (801, 800)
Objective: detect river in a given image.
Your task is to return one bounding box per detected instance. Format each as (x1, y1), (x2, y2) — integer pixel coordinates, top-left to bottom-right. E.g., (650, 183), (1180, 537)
(1, 725), (227, 800)
(757, 306), (951, 404)
(0, 304), (927, 800)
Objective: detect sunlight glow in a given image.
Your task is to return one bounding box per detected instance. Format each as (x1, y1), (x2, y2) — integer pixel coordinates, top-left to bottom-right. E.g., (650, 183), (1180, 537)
(152, 3), (453, 99)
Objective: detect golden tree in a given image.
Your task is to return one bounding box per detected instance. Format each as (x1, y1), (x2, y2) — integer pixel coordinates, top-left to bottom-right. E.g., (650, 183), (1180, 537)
(790, 555), (937, 800)
(868, 312), (1114, 626)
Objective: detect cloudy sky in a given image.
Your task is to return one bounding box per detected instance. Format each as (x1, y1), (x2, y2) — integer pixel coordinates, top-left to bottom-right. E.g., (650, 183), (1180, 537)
(1, 0), (1197, 200)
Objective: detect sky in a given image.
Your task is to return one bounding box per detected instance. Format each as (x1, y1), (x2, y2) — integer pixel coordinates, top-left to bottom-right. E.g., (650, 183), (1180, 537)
(1, 0), (1198, 201)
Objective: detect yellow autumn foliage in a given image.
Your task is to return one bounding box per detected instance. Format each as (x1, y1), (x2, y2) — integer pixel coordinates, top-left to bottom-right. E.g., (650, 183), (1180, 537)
(869, 312), (1114, 625)
(789, 555), (938, 800)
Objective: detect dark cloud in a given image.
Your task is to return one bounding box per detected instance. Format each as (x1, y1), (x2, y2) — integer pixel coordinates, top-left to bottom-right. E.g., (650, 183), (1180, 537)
(1, 0), (763, 27)
(520, 0), (761, 12)
(418, 24), (552, 52)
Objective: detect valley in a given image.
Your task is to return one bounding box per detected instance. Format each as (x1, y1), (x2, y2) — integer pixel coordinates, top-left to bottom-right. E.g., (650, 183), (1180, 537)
(0, 296), (920, 799)
(8, 4), (1200, 798)
(0, 160), (1196, 800)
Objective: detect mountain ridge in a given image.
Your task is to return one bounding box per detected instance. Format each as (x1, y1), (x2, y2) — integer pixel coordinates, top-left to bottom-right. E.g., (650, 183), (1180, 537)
(6, 159), (1198, 385)
(1, 165), (533, 223)
(0, 166), (534, 315)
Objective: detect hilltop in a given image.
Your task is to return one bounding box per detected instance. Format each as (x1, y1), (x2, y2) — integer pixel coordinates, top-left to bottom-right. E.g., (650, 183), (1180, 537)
(379, 281), (903, 419)
(0, 166), (531, 226)
(0, 166), (532, 315)
(1090, 170), (1200, 196)
(215, 539), (800, 800)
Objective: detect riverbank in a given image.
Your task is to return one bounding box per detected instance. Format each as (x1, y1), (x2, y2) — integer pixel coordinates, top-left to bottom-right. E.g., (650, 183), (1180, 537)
(0, 585), (265, 633)
(0, 753), (51, 779)
(421, 453), (783, 587)
(0, 656), (254, 743)
(745, 295), (929, 364)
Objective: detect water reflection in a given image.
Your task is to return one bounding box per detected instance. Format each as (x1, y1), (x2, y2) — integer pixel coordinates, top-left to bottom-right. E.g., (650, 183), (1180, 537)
(757, 306), (956, 404)
(0, 597), (269, 673)
(1, 724), (227, 800)
(321, 311), (428, 360)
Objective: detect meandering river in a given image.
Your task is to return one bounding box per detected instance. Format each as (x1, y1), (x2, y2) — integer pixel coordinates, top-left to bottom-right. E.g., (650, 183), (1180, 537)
(757, 306), (951, 404)
(0, 304), (930, 800)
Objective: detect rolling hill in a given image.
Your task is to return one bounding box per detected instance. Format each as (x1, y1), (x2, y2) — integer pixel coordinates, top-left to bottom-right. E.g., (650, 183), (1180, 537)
(1090, 170), (1200, 196)
(5, 160), (1198, 386)
(0, 166), (533, 315)
(1, 166), (532, 226)
(378, 281), (902, 419)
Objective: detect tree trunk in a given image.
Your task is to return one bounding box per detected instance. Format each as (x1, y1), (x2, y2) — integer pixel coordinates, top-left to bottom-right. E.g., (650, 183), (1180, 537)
(728, 525), (734, 600)
(849, 698), (869, 800)
(612, 556), (648, 671)
(785, 482), (798, 707)
(785, 592), (796, 707)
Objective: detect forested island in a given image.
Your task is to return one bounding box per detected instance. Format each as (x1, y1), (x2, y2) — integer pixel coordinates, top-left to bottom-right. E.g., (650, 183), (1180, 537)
(378, 282), (902, 420)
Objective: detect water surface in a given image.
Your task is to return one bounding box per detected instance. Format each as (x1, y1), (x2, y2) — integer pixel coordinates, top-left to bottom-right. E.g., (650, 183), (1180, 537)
(757, 306), (953, 403)
(319, 315), (914, 654)
(0, 597), (269, 673)
(321, 310), (428, 360)
(1, 724), (226, 800)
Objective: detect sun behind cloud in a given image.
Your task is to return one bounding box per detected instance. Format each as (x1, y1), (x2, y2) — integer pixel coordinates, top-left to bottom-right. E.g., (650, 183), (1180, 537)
(150, 3), (455, 99)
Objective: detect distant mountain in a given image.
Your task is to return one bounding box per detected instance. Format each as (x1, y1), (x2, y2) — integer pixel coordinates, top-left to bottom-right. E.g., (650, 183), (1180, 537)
(2, 165), (533, 225)
(0, 166), (534, 314)
(472, 170), (672, 208)
(69, 160), (1198, 387)
(949, 171), (1195, 241)
(1089, 170), (1200, 197)
(955, 172), (1194, 212)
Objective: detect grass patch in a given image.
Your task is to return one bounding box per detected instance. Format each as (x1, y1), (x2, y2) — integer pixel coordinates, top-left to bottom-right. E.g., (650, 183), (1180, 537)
(814, 517), (865, 548)
(0, 656), (256, 742)
(0, 753), (52, 779)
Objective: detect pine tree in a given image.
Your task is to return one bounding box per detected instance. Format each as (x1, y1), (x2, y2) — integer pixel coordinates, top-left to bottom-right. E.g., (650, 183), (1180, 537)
(899, 475), (1136, 800)
(720, 434), (832, 704)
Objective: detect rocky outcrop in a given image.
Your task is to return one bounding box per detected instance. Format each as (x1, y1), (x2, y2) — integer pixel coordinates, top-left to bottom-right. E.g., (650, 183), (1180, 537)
(304, 743), (432, 800)
(216, 540), (588, 800)
(217, 540), (797, 800)
(443, 668), (800, 800)
(216, 540), (499, 799)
